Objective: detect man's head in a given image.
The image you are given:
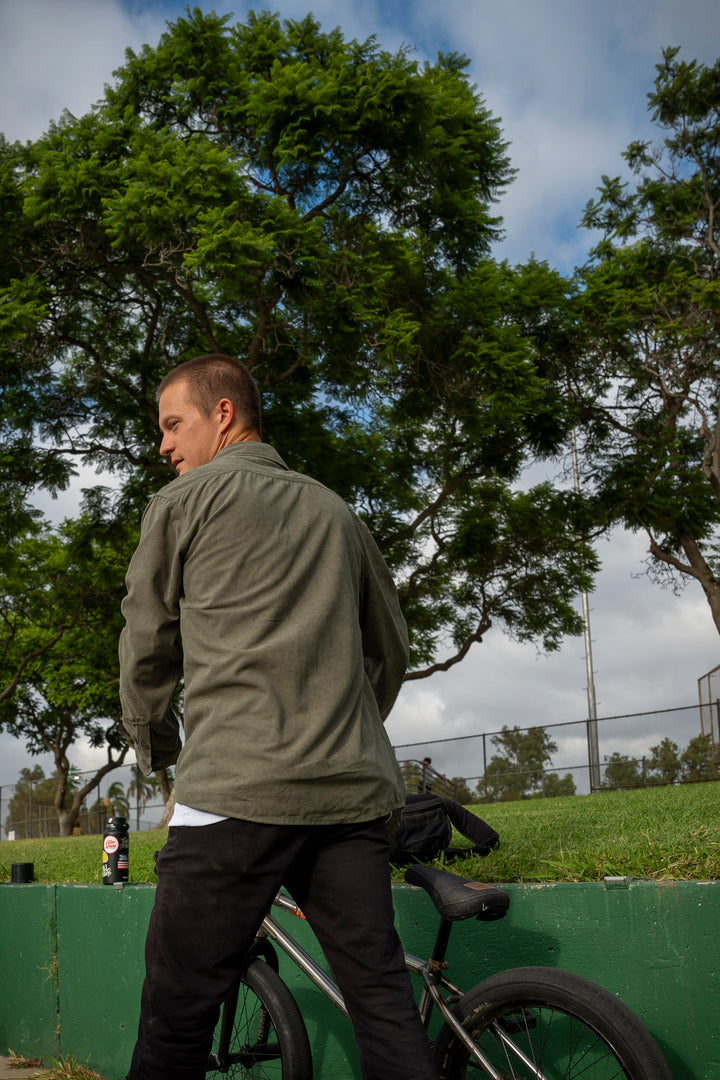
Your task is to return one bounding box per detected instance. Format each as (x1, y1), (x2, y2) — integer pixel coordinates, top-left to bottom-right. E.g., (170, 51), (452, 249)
(157, 354), (262, 475)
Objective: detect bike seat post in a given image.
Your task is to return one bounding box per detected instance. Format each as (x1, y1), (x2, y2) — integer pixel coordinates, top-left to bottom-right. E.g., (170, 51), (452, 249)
(429, 917), (453, 973)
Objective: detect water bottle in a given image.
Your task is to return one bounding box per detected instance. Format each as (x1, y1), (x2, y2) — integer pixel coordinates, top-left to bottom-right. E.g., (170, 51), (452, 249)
(102, 816), (129, 885)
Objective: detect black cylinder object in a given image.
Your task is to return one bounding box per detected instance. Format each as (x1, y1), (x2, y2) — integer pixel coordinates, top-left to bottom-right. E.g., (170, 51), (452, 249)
(102, 817), (129, 885)
(10, 862), (35, 883)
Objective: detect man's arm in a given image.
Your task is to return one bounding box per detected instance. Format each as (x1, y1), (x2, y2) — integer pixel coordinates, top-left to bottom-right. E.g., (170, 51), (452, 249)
(355, 517), (410, 718)
(118, 495), (184, 775)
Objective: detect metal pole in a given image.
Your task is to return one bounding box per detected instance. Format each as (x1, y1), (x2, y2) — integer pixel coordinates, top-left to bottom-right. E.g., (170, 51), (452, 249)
(571, 428), (601, 792)
(482, 733), (487, 800)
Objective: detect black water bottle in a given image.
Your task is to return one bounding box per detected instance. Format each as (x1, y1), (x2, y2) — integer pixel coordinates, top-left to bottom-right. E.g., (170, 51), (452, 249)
(102, 816), (129, 885)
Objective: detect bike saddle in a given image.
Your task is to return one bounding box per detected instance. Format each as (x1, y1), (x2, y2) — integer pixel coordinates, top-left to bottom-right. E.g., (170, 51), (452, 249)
(404, 864), (510, 922)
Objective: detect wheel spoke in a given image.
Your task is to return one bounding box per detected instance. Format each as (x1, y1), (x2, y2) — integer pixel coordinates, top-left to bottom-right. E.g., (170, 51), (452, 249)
(485, 1005), (630, 1078)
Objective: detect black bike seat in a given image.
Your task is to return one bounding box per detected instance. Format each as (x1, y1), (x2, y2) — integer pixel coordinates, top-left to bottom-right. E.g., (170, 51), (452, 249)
(404, 864), (510, 922)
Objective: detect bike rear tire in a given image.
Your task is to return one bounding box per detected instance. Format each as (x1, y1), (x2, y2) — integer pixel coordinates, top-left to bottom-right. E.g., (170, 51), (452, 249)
(208, 958), (312, 1079)
(434, 965), (672, 1080)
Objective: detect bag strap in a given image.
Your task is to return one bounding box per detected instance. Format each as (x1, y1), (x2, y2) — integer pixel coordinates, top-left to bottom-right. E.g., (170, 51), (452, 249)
(440, 797), (499, 857)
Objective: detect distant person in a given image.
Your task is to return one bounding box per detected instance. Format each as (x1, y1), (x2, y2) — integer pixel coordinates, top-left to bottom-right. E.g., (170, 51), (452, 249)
(119, 353), (440, 1080)
(420, 756), (433, 793)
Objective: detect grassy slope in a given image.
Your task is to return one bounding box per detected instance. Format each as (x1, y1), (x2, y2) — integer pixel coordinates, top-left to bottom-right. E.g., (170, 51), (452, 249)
(1, 781), (719, 885)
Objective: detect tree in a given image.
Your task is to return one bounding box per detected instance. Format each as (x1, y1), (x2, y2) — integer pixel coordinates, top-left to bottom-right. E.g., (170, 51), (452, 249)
(0, 502), (75, 707)
(482, 725), (558, 801)
(681, 733), (718, 781)
(601, 753), (644, 791)
(105, 781), (130, 819)
(646, 736), (682, 785)
(481, 754), (521, 803)
(541, 772), (576, 798)
(4, 765), (48, 838)
(449, 776), (477, 804)
(0, 8), (595, 682)
(574, 49), (720, 632)
(127, 765), (160, 830)
(0, 513), (133, 835)
(4, 766), (88, 839)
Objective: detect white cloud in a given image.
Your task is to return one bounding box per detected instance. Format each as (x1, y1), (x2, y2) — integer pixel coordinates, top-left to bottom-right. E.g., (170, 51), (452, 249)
(0, 1), (162, 142)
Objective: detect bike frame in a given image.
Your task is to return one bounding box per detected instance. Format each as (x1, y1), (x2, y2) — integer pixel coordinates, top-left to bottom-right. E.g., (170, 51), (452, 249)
(258, 892), (527, 1080)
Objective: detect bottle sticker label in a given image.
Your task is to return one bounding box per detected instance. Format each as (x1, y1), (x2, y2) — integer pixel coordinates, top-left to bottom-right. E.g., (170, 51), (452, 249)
(104, 836), (119, 854)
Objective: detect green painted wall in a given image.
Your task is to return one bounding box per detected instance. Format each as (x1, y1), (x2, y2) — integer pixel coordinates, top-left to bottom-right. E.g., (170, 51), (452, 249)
(0, 884), (59, 1061)
(1, 878), (717, 1079)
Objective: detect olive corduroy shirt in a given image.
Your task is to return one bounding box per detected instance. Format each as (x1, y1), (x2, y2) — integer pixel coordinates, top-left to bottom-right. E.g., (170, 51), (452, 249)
(118, 442), (407, 824)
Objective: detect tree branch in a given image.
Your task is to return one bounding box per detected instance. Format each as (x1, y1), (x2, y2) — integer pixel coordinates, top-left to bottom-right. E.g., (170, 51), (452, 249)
(404, 615), (491, 681)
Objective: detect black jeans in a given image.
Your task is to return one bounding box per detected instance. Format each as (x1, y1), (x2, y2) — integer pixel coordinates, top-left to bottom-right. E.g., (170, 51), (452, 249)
(127, 816), (439, 1080)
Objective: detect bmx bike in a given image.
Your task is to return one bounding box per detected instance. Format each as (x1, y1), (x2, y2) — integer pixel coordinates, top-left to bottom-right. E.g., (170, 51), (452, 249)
(207, 862), (672, 1079)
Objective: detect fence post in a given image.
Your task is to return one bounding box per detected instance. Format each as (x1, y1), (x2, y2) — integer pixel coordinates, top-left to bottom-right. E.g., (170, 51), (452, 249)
(482, 733), (487, 800)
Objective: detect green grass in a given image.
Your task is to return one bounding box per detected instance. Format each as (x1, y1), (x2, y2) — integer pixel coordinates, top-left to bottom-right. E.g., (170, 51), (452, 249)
(2, 782), (719, 885)
(0, 829), (163, 885)
(450, 782), (720, 883)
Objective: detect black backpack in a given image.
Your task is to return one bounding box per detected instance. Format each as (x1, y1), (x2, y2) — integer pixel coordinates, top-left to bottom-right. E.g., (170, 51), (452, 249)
(388, 792), (499, 867)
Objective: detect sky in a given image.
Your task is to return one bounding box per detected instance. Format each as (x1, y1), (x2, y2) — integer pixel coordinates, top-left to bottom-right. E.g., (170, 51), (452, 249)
(1, 0), (719, 798)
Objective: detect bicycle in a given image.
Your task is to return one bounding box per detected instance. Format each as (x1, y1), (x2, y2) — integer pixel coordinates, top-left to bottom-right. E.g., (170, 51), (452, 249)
(206, 861), (673, 1079)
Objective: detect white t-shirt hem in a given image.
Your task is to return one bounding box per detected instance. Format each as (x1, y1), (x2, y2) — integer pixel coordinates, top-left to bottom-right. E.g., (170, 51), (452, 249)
(170, 802), (229, 827)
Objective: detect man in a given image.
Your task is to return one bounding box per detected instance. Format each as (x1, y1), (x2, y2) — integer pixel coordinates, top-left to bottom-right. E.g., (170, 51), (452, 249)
(420, 757), (434, 794)
(119, 354), (439, 1080)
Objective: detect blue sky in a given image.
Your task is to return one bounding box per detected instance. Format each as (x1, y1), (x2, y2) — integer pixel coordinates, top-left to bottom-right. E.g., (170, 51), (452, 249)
(1, 0), (719, 793)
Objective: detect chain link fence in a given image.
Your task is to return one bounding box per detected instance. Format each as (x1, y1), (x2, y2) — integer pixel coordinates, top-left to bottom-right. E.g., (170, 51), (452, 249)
(0, 760), (169, 841)
(1, 702), (716, 836)
(396, 702), (715, 803)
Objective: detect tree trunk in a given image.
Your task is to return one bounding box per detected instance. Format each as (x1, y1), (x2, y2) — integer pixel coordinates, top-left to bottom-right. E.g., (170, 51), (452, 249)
(156, 767), (173, 804)
(154, 786), (176, 829)
(649, 531), (720, 635)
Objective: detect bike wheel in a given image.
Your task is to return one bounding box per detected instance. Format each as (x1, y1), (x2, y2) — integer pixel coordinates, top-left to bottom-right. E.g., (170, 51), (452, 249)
(208, 958), (312, 1079)
(434, 966), (672, 1080)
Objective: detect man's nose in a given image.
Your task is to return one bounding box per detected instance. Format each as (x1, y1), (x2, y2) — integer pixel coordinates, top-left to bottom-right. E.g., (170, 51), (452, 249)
(159, 433), (173, 457)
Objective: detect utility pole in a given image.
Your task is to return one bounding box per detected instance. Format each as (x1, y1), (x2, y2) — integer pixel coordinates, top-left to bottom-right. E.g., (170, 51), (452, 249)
(571, 428), (601, 791)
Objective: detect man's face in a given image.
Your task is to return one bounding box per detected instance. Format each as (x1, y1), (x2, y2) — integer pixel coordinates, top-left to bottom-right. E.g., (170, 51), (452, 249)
(158, 380), (221, 475)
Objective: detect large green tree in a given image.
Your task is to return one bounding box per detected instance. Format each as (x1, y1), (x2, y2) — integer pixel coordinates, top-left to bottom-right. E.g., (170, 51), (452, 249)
(0, 9), (595, 688)
(574, 48), (720, 631)
(481, 724), (558, 802)
(0, 513), (133, 834)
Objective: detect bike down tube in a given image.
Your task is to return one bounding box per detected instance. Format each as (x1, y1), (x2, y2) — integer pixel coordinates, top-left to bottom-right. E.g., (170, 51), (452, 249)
(417, 974), (510, 1080)
(260, 912), (350, 1018)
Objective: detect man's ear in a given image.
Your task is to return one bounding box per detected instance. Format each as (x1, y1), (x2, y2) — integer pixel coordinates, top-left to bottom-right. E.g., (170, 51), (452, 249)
(217, 397), (235, 431)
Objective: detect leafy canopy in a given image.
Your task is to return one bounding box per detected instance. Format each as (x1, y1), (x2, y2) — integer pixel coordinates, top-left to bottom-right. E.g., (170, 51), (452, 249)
(574, 47), (720, 632)
(0, 7), (593, 682)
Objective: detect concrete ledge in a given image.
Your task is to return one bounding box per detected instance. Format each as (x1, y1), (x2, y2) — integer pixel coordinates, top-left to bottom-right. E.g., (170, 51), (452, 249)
(1, 879), (717, 1079)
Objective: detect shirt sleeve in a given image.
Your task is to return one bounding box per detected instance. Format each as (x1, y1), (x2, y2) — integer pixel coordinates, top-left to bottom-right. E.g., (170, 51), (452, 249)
(355, 517), (409, 718)
(118, 494), (184, 775)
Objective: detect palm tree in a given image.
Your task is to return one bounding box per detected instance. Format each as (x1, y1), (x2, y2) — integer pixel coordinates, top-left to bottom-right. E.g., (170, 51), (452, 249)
(127, 766), (159, 830)
(105, 781), (130, 819)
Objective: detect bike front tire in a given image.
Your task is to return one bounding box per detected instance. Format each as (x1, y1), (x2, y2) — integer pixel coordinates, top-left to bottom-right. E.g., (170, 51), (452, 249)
(434, 965), (672, 1080)
(208, 958), (312, 1079)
